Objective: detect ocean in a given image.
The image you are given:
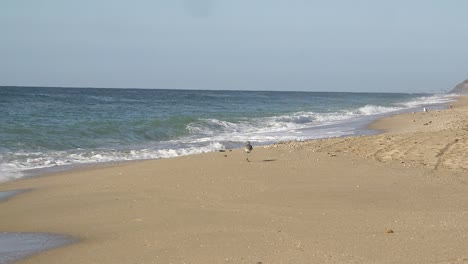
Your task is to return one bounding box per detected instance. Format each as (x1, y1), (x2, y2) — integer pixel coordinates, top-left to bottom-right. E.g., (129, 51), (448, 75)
(0, 86), (456, 182)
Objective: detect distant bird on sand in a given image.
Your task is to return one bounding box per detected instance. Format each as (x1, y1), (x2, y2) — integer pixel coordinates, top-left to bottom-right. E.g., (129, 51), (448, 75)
(245, 141), (253, 162)
(245, 141), (253, 153)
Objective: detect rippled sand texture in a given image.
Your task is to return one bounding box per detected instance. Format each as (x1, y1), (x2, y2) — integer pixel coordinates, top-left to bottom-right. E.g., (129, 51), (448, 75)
(303, 96), (468, 172)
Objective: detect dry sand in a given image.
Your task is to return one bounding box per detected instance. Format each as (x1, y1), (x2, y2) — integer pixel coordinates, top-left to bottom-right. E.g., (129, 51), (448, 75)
(1, 97), (467, 264)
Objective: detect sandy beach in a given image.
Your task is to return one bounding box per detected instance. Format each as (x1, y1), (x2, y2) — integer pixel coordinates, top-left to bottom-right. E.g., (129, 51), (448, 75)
(1, 97), (467, 264)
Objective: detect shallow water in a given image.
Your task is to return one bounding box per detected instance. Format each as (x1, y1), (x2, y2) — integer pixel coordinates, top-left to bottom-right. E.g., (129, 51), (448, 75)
(0, 191), (20, 201)
(0, 233), (73, 264)
(0, 87), (457, 182)
(1, 191), (74, 264)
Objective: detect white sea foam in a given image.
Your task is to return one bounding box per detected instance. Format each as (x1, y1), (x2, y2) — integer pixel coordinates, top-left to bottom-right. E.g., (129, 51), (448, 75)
(186, 93), (457, 144)
(399, 94), (457, 108)
(355, 105), (402, 115)
(0, 93), (457, 182)
(0, 142), (225, 182)
(185, 93), (457, 145)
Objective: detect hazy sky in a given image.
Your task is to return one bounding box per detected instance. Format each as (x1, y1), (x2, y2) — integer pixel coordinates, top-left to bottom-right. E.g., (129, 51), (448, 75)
(1, 1), (467, 92)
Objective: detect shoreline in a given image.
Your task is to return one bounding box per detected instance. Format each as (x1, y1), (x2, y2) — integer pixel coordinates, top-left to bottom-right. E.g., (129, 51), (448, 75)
(1, 94), (454, 185)
(1, 96), (467, 263)
(0, 232), (75, 264)
(0, 91), (454, 182)
(0, 190), (25, 202)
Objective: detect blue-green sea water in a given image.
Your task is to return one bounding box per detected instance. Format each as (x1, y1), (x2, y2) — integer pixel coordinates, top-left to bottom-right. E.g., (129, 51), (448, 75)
(0, 86), (456, 181)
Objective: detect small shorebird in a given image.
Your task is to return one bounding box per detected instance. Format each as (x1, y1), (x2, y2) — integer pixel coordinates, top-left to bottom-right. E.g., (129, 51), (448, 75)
(245, 141), (253, 162)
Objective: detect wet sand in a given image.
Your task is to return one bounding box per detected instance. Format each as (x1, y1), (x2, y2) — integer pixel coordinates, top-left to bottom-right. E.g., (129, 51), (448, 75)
(1, 96), (467, 264)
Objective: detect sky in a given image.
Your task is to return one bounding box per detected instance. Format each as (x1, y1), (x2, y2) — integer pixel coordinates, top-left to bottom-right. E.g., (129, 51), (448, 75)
(1, 0), (467, 93)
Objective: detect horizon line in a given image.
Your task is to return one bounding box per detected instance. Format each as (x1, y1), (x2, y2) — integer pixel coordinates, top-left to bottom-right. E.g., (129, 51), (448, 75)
(0, 85), (440, 95)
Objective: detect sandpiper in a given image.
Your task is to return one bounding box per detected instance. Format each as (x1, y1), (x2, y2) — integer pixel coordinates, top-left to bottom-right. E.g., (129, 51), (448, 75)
(245, 141), (253, 162)
(245, 141), (253, 153)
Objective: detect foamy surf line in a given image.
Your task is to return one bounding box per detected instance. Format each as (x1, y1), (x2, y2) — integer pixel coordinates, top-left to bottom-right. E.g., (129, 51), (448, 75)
(0, 93), (457, 183)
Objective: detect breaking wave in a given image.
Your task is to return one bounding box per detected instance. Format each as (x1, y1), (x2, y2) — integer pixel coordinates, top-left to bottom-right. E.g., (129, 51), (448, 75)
(0, 88), (457, 182)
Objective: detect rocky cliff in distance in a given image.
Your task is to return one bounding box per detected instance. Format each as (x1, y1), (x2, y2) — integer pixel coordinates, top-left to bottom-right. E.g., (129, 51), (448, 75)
(450, 79), (468, 94)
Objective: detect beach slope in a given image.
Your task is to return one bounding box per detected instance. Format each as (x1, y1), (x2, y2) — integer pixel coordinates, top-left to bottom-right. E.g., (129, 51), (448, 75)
(1, 97), (468, 264)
